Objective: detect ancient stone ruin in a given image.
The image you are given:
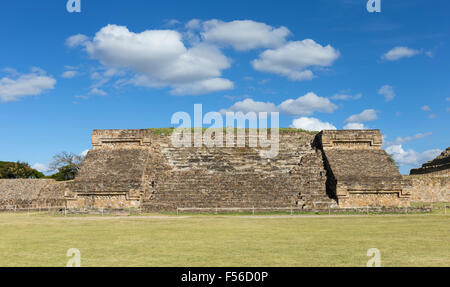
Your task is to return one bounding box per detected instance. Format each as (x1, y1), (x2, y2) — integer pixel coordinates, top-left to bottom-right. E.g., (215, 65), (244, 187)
(410, 148), (450, 175)
(65, 129), (411, 211)
(404, 148), (449, 203)
(1, 129), (448, 212)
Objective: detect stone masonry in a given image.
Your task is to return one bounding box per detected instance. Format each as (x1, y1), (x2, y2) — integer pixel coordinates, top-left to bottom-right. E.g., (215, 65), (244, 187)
(315, 130), (410, 207)
(404, 147), (450, 203)
(2, 129), (446, 211)
(64, 129), (411, 211)
(0, 179), (66, 209)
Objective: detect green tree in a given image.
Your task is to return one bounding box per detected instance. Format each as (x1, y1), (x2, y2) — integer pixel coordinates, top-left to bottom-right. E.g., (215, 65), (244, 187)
(48, 152), (85, 181)
(0, 161), (45, 179)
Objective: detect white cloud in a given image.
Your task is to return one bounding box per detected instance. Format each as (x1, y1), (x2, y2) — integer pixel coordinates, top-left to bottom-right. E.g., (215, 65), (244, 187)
(65, 34), (89, 48)
(201, 20), (290, 51)
(378, 85), (396, 102)
(331, 93), (362, 101)
(382, 46), (421, 61)
(0, 69), (56, 102)
(171, 78), (234, 95)
(278, 92), (337, 116)
(61, 70), (78, 79)
(185, 19), (202, 30)
(252, 39), (340, 81)
(386, 132), (433, 146)
(345, 109), (378, 123)
(68, 24), (233, 95)
(220, 98), (278, 114)
(32, 163), (48, 173)
(421, 105), (431, 112)
(290, 117), (336, 131)
(343, 122), (367, 130)
(221, 92), (337, 117)
(386, 144), (441, 167)
(89, 87), (107, 96)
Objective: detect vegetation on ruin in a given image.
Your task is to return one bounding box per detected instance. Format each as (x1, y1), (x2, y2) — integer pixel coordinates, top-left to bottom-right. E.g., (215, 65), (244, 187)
(0, 213), (448, 267)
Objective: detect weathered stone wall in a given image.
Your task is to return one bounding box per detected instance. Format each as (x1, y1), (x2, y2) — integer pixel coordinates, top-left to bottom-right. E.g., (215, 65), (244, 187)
(0, 179), (66, 209)
(5, 129), (444, 212)
(317, 130), (410, 207)
(142, 131), (337, 211)
(66, 129), (151, 209)
(319, 129), (383, 149)
(63, 128), (415, 211)
(405, 148), (450, 203)
(403, 174), (449, 203)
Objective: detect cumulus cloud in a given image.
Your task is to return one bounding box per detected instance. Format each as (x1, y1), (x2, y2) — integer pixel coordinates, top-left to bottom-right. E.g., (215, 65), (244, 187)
(67, 21), (342, 93)
(251, 39), (340, 81)
(290, 117), (336, 131)
(220, 98), (278, 114)
(278, 92), (337, 116)
(386, 145), (441, 167)
(345, 109), (378, 123)
(378, 85), (396, 102)
(201, 20), (290, 51)
(65, 34), (89, 48)
(343, 122), (367, 130)
(0, 68), (56, 102)
(67, 24), (233, 95)
(382, 46), (421, 61)
(221, 92), (337, 116)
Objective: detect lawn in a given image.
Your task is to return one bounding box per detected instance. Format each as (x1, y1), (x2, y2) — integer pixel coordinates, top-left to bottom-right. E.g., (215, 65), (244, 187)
(0, 213), (448, 267)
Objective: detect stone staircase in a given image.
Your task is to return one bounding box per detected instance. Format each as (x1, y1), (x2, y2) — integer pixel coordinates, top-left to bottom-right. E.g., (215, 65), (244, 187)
(143, 133), (338, 211)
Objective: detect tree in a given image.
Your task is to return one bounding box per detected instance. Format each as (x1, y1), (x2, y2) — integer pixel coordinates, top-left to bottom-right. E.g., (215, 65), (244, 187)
(48, 152), (85, 181)
(0, 161), (45, 179)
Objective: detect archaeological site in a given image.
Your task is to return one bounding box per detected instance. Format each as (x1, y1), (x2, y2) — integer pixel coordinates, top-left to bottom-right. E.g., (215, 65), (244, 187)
(0, 129), (448, 213)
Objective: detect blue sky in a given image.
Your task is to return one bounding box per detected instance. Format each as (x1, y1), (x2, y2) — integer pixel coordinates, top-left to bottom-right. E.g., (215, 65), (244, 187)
(0, 0), (448, 174)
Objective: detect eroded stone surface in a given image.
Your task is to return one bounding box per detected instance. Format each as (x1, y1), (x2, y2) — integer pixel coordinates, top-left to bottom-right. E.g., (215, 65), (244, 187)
(2, 129), (447, 211)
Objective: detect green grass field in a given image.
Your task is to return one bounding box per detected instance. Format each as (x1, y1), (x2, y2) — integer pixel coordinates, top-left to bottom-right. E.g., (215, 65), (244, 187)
(0, 213), (448, 267)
